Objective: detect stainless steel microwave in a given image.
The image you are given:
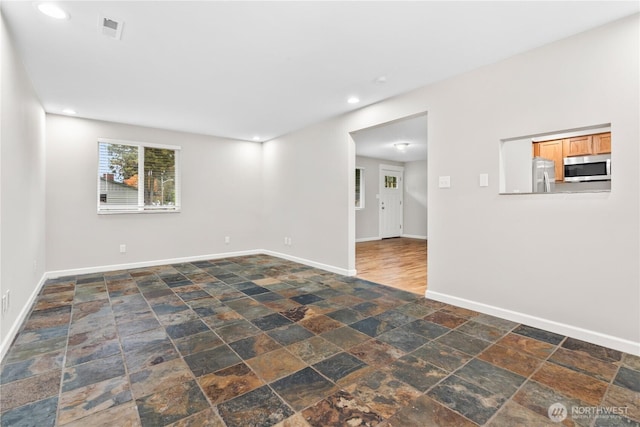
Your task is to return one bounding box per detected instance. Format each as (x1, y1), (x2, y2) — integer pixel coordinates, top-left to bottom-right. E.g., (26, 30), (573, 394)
(564, 154), (611, 182)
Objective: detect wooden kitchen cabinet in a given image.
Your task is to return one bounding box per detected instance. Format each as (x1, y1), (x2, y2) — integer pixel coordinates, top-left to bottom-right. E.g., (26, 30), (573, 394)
(592, 132), (611, 154)
(531, 131), (610, 183)
(537, 139), (564, 181)
(564, 135), (593, 157)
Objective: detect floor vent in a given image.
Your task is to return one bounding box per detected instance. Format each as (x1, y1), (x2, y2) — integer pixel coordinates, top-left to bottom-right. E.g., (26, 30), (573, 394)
(99, 15), (124, 40)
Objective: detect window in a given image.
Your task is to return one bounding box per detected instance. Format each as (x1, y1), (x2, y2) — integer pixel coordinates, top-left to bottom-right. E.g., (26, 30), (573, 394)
(384, 175), (398, 189)
(98, 139), (180, 213)
(355, 167), (364, 209)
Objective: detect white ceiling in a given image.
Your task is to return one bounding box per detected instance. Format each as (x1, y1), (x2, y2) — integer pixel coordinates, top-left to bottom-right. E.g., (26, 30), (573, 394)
(2, 1), (638, 142)
(352, 114), (428, 162)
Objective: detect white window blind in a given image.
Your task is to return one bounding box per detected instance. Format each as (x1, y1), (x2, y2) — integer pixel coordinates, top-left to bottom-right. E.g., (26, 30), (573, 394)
(97, 139), (181, 213)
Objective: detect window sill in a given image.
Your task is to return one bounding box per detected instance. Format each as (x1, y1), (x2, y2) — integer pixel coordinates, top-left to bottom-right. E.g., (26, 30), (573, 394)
(98, 208), (181, 215)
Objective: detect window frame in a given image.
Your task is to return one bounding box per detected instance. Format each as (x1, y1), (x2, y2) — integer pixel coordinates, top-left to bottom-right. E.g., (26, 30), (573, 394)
(355, 167), (365, 210)
(97, 138), (181, 214)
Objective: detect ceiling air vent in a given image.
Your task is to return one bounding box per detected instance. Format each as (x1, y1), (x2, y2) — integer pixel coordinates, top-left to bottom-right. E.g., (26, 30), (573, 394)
(98, 14), (124, 40)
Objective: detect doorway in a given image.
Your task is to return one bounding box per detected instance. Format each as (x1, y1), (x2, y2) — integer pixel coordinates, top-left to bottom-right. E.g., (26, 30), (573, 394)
(350, 113), (428, 294)
(379, 165), (404, 238)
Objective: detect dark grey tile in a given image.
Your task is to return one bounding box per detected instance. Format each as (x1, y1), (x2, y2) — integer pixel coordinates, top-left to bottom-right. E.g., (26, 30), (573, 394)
(136, 380), (208, 427)
(436, 330), (492, 356)
(455, 358), (526, 397)
(512, 324), (564, 345)
(184, 345), (241, 377)
(428, 375), (506, 425)
(374, 309), (417, 327)
(313, 352), (367, 382)
(376, 328), (429, 353)
(290, 293), (324, 305)
(177, 290), (211, 301)
(326, 308), (364, 324)
(614, 367), (640, 393)
(411, 341), (471, 372)
(350, 317), (395, 337)
(267, 324), (315, 346)
(116, 317), (161, 337)
(0, 351), (64, 384)
(271, 367), (336, 411)
(217, 385), (293, 427)
(390, 354), (447, 392)
(165, 319), (209, 339)
(228, 334), (282, 359)
(215, 319), (262, 342)
(0, 396), (58, 427)
(252, 292), (284, 303)
(562, 337), (623, 363)
(62, 354), (125, 392)
(251, 313), (293, 331)
(12, 325), (69, 347)
(456, 321), (508, 342)
(174, 331), (224, 356)
(401, 319), (449, 340)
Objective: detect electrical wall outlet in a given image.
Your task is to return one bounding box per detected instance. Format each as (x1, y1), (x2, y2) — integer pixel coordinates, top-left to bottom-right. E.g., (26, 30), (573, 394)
(224, 236), (230, 244)
(119, 244), (126, 253)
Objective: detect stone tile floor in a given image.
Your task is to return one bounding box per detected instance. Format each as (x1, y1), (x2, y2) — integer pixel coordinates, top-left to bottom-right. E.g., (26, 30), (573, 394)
(0, 254), (638, 426)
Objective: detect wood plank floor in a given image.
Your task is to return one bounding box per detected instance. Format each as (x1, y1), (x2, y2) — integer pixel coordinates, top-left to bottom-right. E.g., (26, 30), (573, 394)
(356, 237), (427, 295)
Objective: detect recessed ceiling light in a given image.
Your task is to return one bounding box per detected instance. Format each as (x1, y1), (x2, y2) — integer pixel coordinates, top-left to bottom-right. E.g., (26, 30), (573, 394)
(394, 142), (410, 151)
(252, 136), (261, 141)
(347, 96), (360, 104)
(374, 76), (387, 84)
(37, 3), (69, 20)
(62, 108), (76, 115)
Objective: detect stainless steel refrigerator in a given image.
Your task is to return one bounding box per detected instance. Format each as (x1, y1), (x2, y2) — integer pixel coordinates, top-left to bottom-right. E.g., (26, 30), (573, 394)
(532, 157), (556, 193)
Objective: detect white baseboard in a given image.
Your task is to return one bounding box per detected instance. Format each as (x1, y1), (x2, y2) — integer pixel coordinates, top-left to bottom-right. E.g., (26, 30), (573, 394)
(401, 234), (427, 240)
(355, 237), (381, 243)
(262, 250), (356, 276)
(46, 249), (263, 279)
(0, 273), (48, 362)
(47, 249), (353, 279)
(426, 290), (640, 356)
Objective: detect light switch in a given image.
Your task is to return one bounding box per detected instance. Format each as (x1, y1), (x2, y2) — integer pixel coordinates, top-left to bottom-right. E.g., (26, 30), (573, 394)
(479, 173), (489, 187)
(438, 176), (451, 188)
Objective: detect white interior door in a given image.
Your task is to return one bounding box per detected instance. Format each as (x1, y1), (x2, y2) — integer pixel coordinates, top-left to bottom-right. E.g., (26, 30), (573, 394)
(379, 166), (404, 238)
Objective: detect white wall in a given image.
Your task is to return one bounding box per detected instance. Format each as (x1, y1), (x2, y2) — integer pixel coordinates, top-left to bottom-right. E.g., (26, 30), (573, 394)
(500, 138), (532, 193)
(355, 156), (403, 241)
(261, 119), (355, 273)
(263, 15), (639, 353)
(45, 115), (263, 273)
(403, 160), (428, 238)
(0, 11), (47, 358)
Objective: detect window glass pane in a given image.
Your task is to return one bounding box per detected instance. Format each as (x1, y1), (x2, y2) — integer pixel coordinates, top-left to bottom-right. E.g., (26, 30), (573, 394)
(355, 168), (364, 209)
(144, 147), (176, 207)
(385, 175), (397, 189)
(98, 142), (139, 207)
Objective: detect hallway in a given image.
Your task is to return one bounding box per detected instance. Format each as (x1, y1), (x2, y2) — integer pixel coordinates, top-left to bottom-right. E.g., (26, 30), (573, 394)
(356, 238), (427, 295)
